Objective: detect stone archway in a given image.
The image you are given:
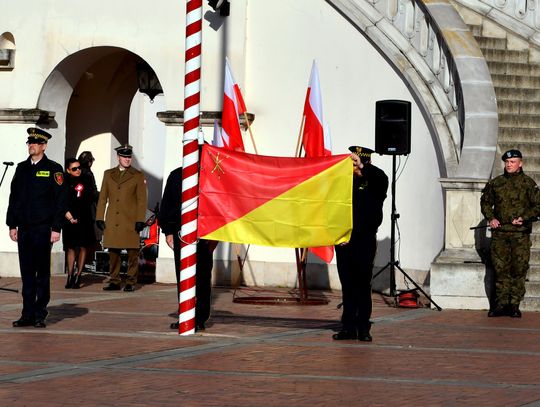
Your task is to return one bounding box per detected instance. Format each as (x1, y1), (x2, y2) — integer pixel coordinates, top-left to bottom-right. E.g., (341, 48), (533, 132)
(37, 46), (166, 206)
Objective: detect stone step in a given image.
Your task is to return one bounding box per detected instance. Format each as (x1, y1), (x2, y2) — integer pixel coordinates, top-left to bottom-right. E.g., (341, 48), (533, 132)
(529, 249), (540, 263)
(497, 99), (540, 114)
(482, 48), (529, 63)
(528, 266), (540, 281)
(475, 36), (508, 50)
(495, 87), (540, 101)
(529, 171), (540, 184)
(487, 61), (540, 76)
(525, 281), (540, 296)
(492, 74), (540, 89)
(498, 127), (539, 142)
(521, 296), (540, 311)
(498, 141), (540, 157)
(499, 113), (540, 128)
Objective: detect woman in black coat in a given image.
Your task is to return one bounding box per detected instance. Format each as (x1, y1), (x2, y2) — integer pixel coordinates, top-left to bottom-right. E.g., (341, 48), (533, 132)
(63, 158), (97, 288)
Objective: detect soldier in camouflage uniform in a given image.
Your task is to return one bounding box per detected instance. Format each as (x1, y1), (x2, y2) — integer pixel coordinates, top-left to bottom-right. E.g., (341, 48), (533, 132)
(480, 149), (540, 318)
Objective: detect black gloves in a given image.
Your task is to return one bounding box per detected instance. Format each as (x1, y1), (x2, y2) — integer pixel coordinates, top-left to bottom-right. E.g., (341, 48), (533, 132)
(135, 222), (145, 233)
(96, 220), (106, 230)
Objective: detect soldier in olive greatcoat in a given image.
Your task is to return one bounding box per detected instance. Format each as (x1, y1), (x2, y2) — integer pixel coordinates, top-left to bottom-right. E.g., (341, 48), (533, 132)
(96, 144), (147, 292)
(481, 149), (540, 318)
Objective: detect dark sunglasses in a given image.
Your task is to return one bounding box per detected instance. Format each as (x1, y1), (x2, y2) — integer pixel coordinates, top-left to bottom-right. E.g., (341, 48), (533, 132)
(69, 166), (81, 171)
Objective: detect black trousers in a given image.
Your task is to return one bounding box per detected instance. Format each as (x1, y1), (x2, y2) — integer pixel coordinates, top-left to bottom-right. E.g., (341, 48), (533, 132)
(173, 235), (213, 325)
(17, 225), (53, 321)
(335, 233), (377, 333)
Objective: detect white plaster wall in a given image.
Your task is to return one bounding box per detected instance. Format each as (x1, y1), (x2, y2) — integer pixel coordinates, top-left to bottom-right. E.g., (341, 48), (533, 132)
(0, 0), (444, 282)
(239, 0), (444, 272)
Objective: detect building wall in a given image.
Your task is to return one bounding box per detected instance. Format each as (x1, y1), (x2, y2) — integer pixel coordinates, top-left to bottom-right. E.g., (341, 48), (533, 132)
(0, 0), (444, 288)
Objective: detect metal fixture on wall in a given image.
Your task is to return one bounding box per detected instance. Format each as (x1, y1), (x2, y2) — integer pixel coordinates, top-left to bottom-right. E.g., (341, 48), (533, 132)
(136, 63), (163, 102)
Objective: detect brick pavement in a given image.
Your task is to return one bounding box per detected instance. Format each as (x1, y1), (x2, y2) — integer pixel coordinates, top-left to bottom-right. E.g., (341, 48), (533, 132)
(0, 274), (539, 406)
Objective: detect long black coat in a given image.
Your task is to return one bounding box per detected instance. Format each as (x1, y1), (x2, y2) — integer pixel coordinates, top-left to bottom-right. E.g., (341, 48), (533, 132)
(6, 154), (66, 232)
(63, 172), (97, 247)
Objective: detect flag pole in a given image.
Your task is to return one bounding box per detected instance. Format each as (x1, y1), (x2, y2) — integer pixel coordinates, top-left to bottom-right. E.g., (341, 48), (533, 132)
(294, 115), (308, 300)
(179, 0), (203, 335)
(295, 115), (306, 158)
(242, 112), (258, 154)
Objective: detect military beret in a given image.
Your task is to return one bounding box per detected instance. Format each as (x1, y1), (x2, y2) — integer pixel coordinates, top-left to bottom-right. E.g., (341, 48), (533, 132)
(115, 144), (133, 157)
(349, 146), (374, 163)
(26, 127), (52, 144)
(501, 149), (522, 161)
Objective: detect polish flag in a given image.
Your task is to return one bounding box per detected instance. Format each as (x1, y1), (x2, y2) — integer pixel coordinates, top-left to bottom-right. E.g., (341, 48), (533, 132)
(221, 58), (246, 152)
(302, 60), (331, 158)
(302, 61), (334, 263)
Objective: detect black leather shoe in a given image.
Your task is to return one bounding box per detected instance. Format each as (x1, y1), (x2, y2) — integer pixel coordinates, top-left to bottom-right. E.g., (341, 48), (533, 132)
(487, 306), (507, 317)
(72, 274), (81, 289)
(65, 274), (74, 289)
(103, 283), (121, 291)
(332, 330), (357, 340)
(12, 317), (35, 328)
(195, 323), (206, 332)
(358, 332), (373, 342)
(34, 320), (46, 328)
(123, 284), (135, 292)
(170, 321), (179, 330)
(509, 305), (522, 318)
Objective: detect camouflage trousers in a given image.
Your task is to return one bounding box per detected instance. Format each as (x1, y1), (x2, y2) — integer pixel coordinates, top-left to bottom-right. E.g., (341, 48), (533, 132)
(491, 231), (531, 306)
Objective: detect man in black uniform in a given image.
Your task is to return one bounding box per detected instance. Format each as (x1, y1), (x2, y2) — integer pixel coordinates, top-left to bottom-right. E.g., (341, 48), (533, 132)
(158, 167), (216, 331)
(333, 146), (388, 342)
(7, 128), (66, 328)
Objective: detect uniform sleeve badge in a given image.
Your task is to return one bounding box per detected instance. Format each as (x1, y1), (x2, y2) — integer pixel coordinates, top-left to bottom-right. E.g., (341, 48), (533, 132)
(54, 172), (64, 185)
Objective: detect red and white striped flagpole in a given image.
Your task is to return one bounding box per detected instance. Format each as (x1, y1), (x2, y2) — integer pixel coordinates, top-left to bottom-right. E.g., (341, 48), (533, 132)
(179, 0), (202, 335)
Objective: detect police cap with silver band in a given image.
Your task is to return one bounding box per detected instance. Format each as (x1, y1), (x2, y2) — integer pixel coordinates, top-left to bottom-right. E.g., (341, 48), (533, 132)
(501, 149), (522, 161)
(349, 146), (374, 163)
(26, 127), (52, 144)
(115, 144), (133, 157)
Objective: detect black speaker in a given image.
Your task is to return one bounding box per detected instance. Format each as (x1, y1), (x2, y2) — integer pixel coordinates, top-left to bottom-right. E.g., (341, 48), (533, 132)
(375, 100), (411, 155)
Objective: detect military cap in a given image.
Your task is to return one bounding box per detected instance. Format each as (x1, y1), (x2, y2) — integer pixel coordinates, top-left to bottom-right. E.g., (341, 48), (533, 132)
(115, 144), (133, 157)
(26, 127), (52, 144)
(501, 149), (522, 161)
(349, 146), (374, 163)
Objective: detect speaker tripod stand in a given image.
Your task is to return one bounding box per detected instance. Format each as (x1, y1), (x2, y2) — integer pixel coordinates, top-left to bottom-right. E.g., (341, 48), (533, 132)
(0, 161), (18, 293)
(372, 155), (441, 311)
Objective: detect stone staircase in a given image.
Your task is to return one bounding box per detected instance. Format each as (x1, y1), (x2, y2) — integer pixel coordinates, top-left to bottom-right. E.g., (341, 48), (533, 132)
(472, 26), (540, 310)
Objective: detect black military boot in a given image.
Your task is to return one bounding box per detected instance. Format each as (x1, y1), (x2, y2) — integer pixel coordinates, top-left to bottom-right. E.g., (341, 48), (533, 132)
(487, 304), (507, 317)
(509, 304), (522, 318)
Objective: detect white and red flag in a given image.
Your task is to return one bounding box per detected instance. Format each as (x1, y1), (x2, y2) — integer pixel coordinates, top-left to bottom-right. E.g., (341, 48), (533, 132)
(221, 58), (246, 152)
(302, 60), (334, 263)
(302, 60), (331, 158)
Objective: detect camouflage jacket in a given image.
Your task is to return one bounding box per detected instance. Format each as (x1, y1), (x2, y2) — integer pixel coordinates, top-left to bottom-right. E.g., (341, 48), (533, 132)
(480, 170), (540, 233)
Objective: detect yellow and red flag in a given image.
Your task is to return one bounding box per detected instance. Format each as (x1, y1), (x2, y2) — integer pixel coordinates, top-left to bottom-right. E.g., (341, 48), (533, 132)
(198, 145), (352, 247)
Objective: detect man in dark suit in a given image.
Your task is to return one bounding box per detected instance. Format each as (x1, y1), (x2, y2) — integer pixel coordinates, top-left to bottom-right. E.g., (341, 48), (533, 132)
(7, 128), (66, 328)
(333, 146), (388, 342)
(158, 167), (216, 331)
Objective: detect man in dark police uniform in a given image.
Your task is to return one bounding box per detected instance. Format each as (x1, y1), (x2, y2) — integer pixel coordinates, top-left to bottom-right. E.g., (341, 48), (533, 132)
(333, 146), (388, 342)
(7, 128), (66, 328)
